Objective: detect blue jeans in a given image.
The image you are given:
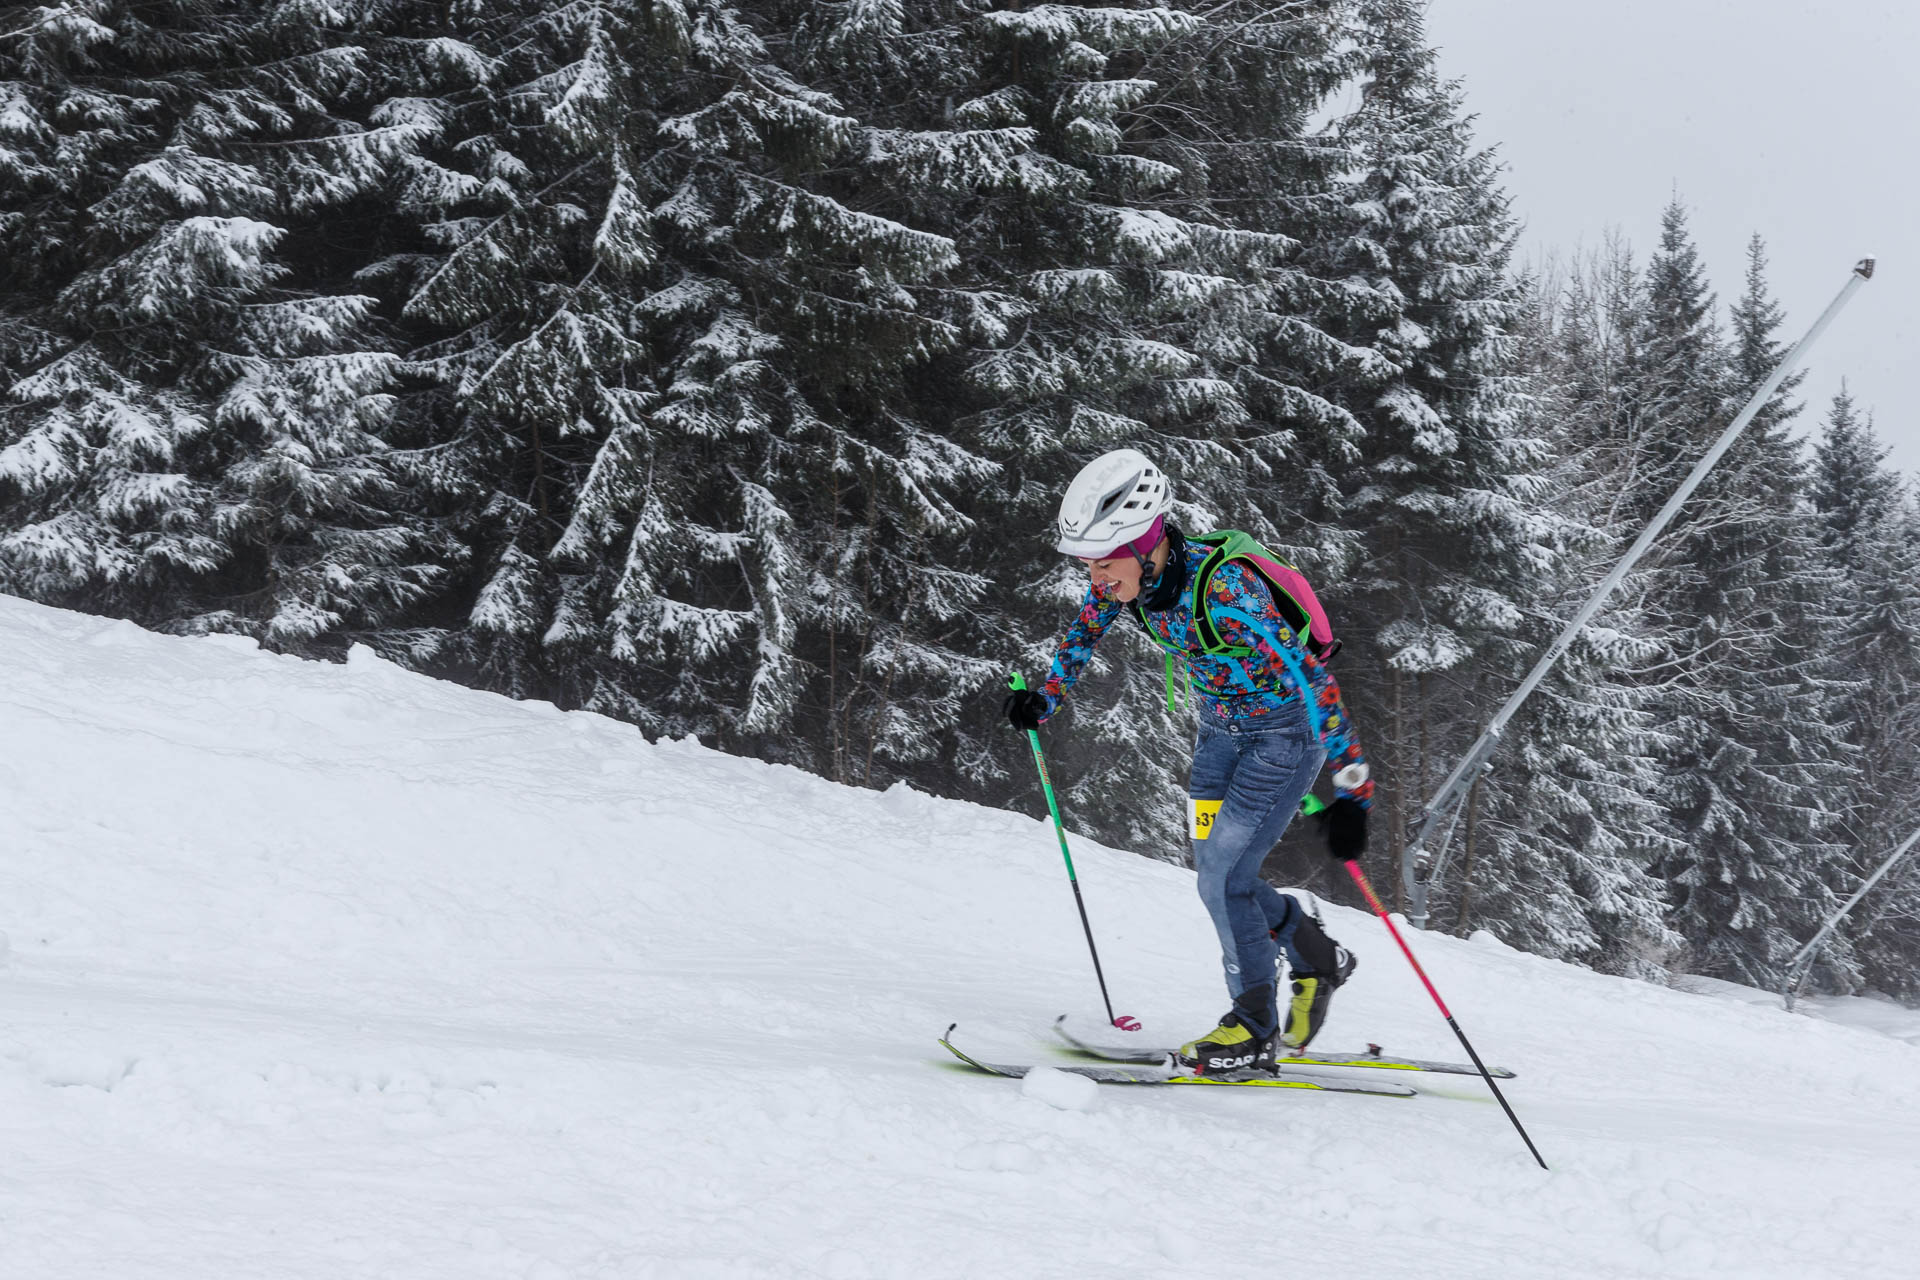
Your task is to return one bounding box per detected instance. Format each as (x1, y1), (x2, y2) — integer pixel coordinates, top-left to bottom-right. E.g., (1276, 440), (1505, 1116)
(1189, 699), (1326, 1037)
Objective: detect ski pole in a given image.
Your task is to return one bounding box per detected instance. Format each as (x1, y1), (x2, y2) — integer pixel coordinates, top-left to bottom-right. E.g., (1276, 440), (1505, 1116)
(1340, 851), (1549, 1171)
(1009, 671), (1134, 1030)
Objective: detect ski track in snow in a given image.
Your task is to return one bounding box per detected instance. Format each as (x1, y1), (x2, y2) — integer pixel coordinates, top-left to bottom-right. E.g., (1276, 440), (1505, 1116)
(1, 594), (1917, 1279)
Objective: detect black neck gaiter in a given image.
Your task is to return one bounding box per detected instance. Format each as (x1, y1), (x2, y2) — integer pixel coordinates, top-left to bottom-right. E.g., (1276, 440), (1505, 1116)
(1138, 525), (1187, 612)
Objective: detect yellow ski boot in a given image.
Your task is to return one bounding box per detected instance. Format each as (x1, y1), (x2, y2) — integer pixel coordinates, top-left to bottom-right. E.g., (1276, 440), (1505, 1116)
(1281, 944), (1357, 1049)
(1176, 985), (1278, 1074)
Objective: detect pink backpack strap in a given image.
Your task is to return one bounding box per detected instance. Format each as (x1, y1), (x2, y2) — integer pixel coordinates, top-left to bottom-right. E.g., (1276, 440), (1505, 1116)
(1241, 553), (1335, 652)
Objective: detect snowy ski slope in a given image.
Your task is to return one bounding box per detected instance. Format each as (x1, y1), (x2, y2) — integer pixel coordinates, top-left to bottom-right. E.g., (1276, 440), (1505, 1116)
(1, 593), (1916, 1279)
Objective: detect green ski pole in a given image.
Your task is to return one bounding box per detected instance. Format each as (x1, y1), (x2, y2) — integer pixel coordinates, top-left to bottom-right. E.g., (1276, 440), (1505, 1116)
(1009, 672), (1135, 1030)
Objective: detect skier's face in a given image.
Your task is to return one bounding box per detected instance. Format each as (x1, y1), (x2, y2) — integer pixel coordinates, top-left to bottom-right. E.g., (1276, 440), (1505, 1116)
(1080, 553), (1145, 602)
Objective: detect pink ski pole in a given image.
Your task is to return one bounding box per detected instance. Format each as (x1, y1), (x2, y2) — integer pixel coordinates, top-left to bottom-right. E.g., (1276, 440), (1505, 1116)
(1343, 857), (1548, 1170)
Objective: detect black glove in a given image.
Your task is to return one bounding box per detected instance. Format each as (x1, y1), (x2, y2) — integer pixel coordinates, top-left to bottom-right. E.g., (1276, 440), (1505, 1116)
(1321, 797), (1368, 862)
(1003, 689), (1050, 731)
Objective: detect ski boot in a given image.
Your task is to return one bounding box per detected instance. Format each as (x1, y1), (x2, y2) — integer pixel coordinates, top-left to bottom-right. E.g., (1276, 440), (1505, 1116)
(1175, 984), (1278, 1076)
(1280, 914), (1357, 1050)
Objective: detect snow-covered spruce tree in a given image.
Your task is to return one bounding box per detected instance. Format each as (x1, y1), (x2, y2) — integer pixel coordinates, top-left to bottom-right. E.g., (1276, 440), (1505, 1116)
(1608, 199), (1731, 535)
(738, 0), (1092, 791)
(1810, 389), (1920, 995)
(762, 0), (1377, 853)
(387, 0), (1000, 775)
(1283, 0), (1573, 919)
(1586, 203), (1727, 902)
(1443, 256), (1676, 971)
(970, 2), (1321, 855)
(617, 6), (992, 769)
(1851, 486), (1920, 998)
(0, 0), (462, 651)
(376, 0), (682, 717)
(1650, 234), (1854, 988)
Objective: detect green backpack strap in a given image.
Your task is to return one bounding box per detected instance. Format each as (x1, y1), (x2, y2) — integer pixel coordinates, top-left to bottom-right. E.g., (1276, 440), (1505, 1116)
(1128, 529), (1327, 713)
(1184, 531), (1255, 657)
(1129, 530), (1241, 712)
(1127, 599), (1192, 713)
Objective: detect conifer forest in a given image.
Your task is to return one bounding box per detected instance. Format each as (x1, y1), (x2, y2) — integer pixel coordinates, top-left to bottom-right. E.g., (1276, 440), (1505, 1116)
(4, 0), (1916, 997)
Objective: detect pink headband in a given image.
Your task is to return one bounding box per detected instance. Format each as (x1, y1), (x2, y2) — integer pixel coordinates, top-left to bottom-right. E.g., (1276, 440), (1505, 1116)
(1094, 514), (1165, 562)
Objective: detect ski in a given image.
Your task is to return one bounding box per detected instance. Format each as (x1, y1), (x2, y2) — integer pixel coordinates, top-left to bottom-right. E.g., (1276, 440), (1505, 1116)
(1052, 1014), (1516, 1078)
(940, 1026), (1415, 1097)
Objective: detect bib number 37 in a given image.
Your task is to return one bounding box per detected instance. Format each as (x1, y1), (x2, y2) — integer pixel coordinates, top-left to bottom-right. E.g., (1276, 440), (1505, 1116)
(1190, 798), (1223, 841)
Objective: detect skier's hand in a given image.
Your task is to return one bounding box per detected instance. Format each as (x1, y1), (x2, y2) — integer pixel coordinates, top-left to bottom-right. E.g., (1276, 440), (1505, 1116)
(1322, 797), (1367, 862)
(1003, 688), (1051, 731)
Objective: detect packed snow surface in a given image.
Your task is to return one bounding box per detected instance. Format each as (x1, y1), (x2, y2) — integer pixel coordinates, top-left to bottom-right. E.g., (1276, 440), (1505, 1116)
(2, 593), (1917, 1278)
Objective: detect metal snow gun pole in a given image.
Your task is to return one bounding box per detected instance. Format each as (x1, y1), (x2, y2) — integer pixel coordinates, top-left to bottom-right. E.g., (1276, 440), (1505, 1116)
(1781, 821), (1920, 1011)
(1400, 257), (1877, 928)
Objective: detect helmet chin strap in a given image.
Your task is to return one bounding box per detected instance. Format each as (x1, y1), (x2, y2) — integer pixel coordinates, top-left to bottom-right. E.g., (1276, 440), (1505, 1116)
(1132, 535), (1170, 593)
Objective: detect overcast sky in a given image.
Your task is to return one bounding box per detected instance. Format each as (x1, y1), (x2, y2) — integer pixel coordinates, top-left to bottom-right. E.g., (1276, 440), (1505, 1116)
(1418, 0), (1917, 483)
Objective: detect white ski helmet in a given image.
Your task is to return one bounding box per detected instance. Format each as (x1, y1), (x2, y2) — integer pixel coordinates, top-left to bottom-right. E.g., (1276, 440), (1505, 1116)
(1054, 448), (1172, 558)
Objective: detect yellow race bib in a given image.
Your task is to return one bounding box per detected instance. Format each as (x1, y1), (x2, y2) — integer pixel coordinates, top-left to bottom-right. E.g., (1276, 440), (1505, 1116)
(1190, 798), (1223, 840)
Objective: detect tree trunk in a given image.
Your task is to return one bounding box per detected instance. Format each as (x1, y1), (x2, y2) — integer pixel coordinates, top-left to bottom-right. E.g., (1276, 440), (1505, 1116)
(1390, 666), (1406, 915)
(828, 464), (843, 782)
(1455, 773), (1484, 936)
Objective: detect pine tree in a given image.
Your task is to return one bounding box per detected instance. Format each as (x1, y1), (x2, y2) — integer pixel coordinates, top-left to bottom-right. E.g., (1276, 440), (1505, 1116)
(755, 0), (1079, 790)
(1614, 198), (1727, 527)
(1651, 232), (1853, 988)
(1450, 253), (1675, 971)
(773, 0), (1378, 853)
(1810, 389), (1920, 994)
(1285, 0), (1575, 922)
(381, 0), (1008, 785)
(0, 0), (460, 650)
(382, 0), (709, 717)
(1855, 487), (1920, 997)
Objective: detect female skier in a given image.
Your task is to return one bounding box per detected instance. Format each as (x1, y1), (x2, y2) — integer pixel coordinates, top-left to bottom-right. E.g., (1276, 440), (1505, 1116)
(1005, 448), (1374, 1073)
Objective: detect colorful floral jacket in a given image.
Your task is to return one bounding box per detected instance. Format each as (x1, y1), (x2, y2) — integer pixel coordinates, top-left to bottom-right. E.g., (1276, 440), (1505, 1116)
(1039, 534), (1373, 807)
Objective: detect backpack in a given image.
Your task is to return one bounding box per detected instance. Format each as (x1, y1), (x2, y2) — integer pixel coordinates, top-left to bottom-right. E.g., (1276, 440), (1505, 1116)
(1128, 530), (1340, 711)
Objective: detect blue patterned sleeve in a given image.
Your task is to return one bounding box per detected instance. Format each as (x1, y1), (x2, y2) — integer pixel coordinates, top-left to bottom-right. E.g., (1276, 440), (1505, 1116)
(1037, 588), (1125, 719)
(1211, 564), (1374, 808)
